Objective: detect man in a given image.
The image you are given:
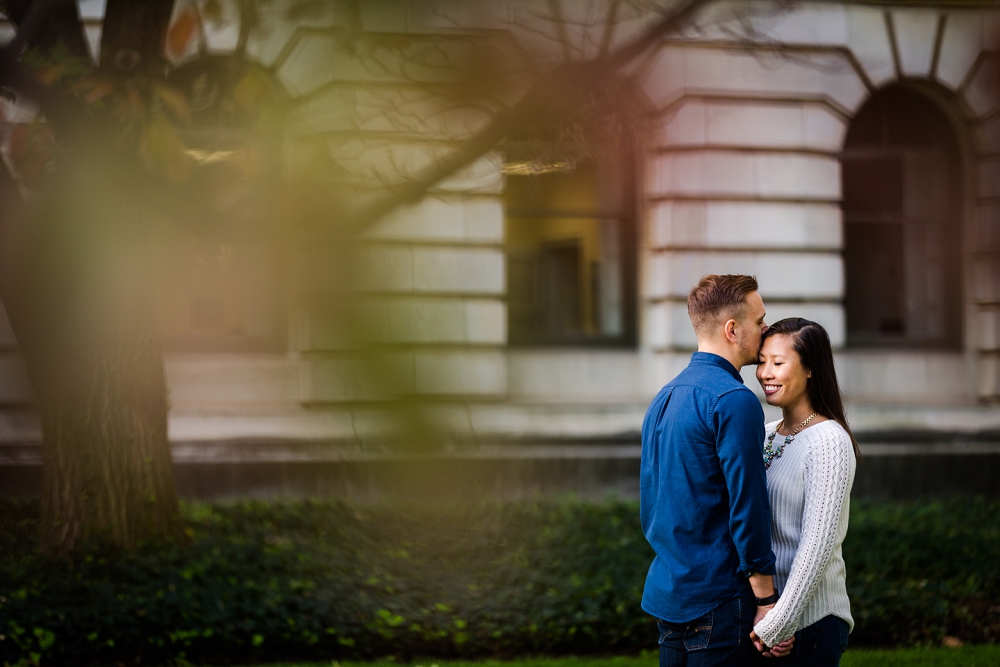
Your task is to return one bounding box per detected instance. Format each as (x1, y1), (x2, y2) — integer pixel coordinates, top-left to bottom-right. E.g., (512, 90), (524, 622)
(640, 274), (791, 665)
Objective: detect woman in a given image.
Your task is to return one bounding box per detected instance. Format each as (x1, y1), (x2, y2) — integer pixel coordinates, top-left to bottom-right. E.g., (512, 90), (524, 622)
(749, 318), (861, 666)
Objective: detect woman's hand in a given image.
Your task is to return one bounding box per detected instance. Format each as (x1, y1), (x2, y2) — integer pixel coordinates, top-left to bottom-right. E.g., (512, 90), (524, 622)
(750, 605), (795, 658)
(749, 629), (794, 658)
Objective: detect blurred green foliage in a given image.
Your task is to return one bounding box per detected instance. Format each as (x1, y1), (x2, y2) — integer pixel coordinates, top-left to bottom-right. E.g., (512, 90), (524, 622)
(0, 497), (997, 665)
(846, 498), (1000, 646)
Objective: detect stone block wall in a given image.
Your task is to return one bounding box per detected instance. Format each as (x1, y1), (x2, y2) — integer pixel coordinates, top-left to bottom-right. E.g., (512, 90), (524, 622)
(2, 0), (1000, 457)
(637, 0), (1000, 406)
(267, 9), (510, 409)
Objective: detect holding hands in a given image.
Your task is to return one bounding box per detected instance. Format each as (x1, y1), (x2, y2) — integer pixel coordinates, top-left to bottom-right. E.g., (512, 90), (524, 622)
(750, 604), (794, 658)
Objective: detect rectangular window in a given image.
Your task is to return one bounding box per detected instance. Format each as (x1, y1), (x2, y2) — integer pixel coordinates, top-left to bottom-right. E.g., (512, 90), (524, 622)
(843, 149), (960, 348)
(505, 145), (635, 347)
(157, 109), (285, 352)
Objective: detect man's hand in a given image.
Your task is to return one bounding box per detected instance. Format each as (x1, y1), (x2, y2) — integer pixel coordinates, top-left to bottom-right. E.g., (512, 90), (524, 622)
(750, 605), (794, 658)
(752, 603), (774, 628)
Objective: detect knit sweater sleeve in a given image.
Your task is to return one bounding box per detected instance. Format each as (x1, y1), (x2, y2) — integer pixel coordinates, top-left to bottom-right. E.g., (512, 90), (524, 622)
(753, 425), (856, 646)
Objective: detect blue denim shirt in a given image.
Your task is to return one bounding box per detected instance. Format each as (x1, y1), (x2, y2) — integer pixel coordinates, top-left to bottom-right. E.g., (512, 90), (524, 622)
(640, 352), (776, 623)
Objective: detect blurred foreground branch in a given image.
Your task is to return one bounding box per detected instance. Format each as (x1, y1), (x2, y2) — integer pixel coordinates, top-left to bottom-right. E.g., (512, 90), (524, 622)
(0, 0), (712, 554)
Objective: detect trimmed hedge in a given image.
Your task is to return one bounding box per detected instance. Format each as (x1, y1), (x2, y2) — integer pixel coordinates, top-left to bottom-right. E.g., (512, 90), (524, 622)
(846, 498), (1000, 646)
(0, 498), (998, 665)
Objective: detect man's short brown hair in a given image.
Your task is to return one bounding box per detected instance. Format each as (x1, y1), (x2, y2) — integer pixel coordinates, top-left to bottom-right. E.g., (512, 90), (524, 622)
(687, 274), (759, 334)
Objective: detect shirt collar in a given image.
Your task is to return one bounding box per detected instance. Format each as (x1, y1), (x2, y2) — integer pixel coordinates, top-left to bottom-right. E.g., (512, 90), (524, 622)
(690, 352), (744, 384)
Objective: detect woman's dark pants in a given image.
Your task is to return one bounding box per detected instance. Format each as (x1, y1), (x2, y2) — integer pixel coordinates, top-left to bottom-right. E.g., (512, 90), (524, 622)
(781, 614), (850, 666)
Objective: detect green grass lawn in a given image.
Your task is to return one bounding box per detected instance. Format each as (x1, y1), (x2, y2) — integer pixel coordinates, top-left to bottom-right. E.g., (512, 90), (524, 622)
(842, 645), (1000, 665)
(266, 645), (1000, 667)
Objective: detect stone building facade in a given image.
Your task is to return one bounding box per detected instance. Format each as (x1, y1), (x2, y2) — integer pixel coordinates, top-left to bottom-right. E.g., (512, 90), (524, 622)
(1, 1), (999, 492)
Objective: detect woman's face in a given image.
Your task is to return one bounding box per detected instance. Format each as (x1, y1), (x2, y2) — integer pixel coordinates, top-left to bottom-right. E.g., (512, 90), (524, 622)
(756, 333), (811, 408)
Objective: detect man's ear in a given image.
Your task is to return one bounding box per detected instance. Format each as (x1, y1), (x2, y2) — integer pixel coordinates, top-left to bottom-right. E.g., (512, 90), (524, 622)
(724, 319), (739, 344)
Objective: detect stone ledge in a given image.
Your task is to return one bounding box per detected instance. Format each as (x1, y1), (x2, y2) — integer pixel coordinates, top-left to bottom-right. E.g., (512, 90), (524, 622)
(1, 400), (997, 447)
(3, 444), (999, 502)
(4, 438), (1000, 467)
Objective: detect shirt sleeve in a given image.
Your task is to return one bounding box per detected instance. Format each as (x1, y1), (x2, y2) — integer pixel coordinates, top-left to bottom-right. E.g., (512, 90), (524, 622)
(714, 389), (775, 578)
(753, 427), (856, 646)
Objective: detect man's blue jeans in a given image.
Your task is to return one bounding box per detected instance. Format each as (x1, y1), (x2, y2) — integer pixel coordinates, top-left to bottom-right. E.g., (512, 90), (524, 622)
(656, 594), (758, 667)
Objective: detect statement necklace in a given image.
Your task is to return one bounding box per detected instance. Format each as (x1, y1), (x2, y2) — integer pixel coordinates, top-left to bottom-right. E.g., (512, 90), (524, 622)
(763, 412), (817, 469)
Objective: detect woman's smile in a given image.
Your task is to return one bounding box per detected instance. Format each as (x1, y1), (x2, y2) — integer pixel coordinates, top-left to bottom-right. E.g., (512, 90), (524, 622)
(756, 333), (812, 408)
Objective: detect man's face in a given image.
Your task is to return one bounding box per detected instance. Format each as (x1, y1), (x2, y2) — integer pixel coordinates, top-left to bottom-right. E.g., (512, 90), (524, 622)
(735, 291), (767, 366)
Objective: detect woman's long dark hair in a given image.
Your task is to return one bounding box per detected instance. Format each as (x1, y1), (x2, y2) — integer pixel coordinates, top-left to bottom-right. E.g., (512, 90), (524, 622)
(761, 318), (861, 459)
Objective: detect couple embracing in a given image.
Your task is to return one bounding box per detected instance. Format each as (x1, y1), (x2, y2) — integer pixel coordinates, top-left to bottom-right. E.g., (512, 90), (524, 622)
(640, 274), (861, 666)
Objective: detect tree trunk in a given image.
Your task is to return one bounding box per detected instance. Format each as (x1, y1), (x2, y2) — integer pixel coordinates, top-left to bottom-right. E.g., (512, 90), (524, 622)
(41, 332), (180, 553)
(0, 0), (184, 554)
(39, 313), (180, 553)
(43, 171), (183, 553)
(0, 156), (183, 554)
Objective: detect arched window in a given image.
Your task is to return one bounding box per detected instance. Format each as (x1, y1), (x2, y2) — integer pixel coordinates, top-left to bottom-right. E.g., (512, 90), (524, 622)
(504, 120), (637, 347)
(842, 87), (962, 348)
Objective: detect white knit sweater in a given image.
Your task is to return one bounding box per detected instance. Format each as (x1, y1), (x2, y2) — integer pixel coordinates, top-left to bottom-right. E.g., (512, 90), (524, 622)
(753, 419), (857, 647)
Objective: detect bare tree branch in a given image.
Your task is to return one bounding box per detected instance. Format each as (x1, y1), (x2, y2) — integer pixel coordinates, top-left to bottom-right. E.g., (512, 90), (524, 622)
(2, 0), (91, 63)
(236, 0), (256, 57)
(547, 0), (574, 62)
(99, 0), (175, 73)
(334, 0), (710, 239)
(599, 0), (622, 57)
